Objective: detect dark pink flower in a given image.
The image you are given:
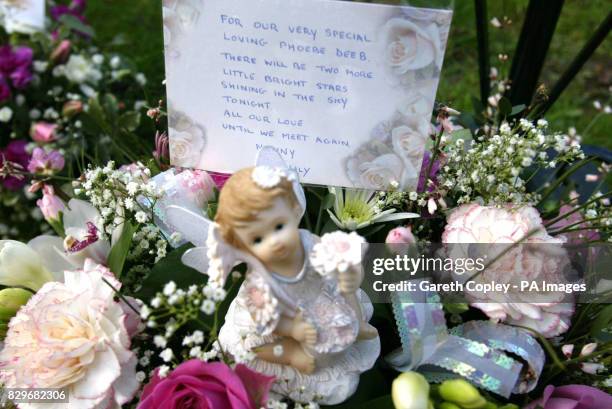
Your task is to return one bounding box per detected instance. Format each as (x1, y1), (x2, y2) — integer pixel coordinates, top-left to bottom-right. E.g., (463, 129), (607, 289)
(0, 140), (30, 190)
(417, 151), (441, 193)
(0, 79), (10, 102)
(0, 46), (33, 90)
(525, 384), (612, 409)
(137, 360), (275, 409)
(51, 0), (87, 23)
(27, 148), (65, 174)
(211, 172), (231, 189)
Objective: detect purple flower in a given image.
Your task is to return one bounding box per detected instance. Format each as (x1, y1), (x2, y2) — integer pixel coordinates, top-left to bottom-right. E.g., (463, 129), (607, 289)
(0, 79), (10, 102)
(525, 384), (612, 409)
(0, 140), (30, 190)
(51, 0), (87, 22)
(0, 45), (33, 91)
(27, 148), (65, 175)
(417, 151), (441, 193)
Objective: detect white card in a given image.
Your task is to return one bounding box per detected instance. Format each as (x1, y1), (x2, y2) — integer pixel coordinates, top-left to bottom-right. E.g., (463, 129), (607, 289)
(0, 0), (45, 34)
(163, 0), (452, 190)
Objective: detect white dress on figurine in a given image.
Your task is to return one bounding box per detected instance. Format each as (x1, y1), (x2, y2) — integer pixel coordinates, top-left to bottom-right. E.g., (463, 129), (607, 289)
(218, 229), (380, 404)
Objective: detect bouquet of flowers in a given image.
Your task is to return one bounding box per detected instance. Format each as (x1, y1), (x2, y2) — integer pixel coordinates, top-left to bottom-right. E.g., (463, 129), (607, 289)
(0, 2), (610, 409)
(0, 0), (151, 241)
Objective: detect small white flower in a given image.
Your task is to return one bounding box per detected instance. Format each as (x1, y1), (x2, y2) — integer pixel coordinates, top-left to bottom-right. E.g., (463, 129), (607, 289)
(110, 56), (121, 69)
(163, 281), (177, 296)
(135, 73), (147, 86)
(160, 348), (173, 362)
(140, 305), (151, 319)
(200, 299), (215, 315)
(153, 335), (167, 349)
(92, 54), (104, 65)
(0, 107), (12, 122)
(310, 231), (366, 275)
(192, 330), (204, 344)
(212, 287), (227, 302)
(409, 191), (418, 201)
(136, 371), (146, 382)
(139, 356), (150, 366)
(158, 365), (170, 378)
(135, 211), (148, 224)
(189, 346), (202, 357)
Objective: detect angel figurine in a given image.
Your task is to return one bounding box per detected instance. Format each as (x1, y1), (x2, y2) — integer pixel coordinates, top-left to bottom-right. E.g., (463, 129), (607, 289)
(166, 148), (380, 404)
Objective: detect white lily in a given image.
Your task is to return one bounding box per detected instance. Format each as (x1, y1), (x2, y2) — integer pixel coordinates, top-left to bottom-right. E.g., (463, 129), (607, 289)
(327, 187), (419, 231)
(0, 240), (70, 291)
(26, 199), (123, 279)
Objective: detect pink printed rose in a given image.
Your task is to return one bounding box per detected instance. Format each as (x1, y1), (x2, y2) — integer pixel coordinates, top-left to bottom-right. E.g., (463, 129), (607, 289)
(137, 360), (275, 409)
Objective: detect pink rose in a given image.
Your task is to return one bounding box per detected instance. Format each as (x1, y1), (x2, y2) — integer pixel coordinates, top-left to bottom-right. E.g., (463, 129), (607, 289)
(30, 122), (58, 143)
(36, 185), (65, 221)
(525, 384), (612, 409)
(137, 360), (275, 409)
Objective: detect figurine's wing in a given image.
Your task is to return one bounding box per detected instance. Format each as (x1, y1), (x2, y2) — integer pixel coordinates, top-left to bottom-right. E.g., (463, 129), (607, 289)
(181, 247), (209, 275)
(166, 205), (210, 247)
(256, 145), (307, 217)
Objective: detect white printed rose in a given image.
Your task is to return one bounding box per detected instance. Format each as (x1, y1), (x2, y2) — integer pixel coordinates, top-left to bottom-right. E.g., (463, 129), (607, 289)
(168, 111), (206, 167)
(346, 152), (404, 190)
(383, 17), (442, 75)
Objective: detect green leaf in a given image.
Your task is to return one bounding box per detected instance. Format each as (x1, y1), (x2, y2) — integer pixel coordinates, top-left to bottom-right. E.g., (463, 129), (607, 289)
(118, 111), (141, 132)
(107, 222), (135, 277)
(510, 104), (527, 116)
(444, 303), (469, 314)
(322, 193), (335, 209)
(590, 304), (612, 341)
(498, 97), (512, 116)
(58, 14), (95, 37)
(135, 245), (206, 301)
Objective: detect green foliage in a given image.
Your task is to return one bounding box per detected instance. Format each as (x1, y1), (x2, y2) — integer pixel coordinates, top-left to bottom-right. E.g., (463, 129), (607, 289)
(107, 221), (135, 277)
(135, 245), (206, 302)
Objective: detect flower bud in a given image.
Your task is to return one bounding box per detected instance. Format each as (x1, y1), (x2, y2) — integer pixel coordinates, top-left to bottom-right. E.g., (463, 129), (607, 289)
(30, 122), (58, 143)
(391, 371), (430, 409)
(439, 379), (487, 409)
(51, 40), (71, 64)
(62, 100), (83, 117)
(580, 342), (597, 357)
(0, 288), (32, 335)
(386, 226), (416, 255)
(36, 185), (65, 222)
(561, 344), (574, 358)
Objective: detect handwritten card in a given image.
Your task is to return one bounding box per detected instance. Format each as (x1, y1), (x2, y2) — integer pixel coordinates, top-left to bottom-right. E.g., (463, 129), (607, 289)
(163, 0), (452, 190)
(0, 0), (45, 34)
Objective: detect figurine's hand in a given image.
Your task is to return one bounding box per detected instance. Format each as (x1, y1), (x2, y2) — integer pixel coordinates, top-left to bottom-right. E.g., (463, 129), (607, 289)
(338, 264), (363, 294)
(291, 312), (317, 347)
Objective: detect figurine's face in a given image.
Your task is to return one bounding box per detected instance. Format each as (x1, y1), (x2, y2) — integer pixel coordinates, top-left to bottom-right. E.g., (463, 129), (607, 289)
(233, 196), (302, 266)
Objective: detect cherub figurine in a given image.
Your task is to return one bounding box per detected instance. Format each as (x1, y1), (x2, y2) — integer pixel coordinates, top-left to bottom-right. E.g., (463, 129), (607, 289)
(167, 148), (380, 404)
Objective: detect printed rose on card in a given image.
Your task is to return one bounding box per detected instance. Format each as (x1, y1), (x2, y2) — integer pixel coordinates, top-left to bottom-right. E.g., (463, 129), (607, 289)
(163, 0), (452, 190)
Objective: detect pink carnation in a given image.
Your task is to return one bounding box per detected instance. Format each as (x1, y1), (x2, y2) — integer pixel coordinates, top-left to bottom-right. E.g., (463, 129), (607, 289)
(30, 122), (58, 143)
(442, 203), (574, 338)
(0, 260), (140, 408)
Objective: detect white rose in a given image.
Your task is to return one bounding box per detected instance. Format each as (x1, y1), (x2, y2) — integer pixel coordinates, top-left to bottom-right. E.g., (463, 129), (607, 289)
(383, 17), (442, 75)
